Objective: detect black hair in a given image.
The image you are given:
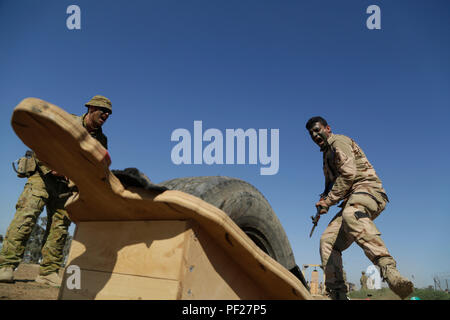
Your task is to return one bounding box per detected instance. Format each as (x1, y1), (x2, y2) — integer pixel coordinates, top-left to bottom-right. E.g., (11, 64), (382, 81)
(305, 116), (328, 130)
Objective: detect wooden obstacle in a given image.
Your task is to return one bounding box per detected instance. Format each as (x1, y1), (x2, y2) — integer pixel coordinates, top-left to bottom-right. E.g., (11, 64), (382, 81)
(11, 97), (312, 300)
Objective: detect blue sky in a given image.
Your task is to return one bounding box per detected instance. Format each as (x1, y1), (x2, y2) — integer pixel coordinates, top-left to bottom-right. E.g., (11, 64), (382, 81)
(0, 0), (449, 289)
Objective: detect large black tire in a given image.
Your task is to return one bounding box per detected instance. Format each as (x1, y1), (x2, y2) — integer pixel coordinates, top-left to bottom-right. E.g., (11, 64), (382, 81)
(159, 176), (307, 283)
(112, 170), (307, 287)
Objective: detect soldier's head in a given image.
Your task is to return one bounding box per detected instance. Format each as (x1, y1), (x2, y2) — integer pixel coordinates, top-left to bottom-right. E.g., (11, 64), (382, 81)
(84, 95), (112, 129)
(306, 116), (331, 150)
(362, 271), (365, 275)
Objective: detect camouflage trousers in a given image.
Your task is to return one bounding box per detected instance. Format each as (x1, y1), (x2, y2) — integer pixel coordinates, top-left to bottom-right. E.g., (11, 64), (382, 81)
(0, 171), (72, 275)
(320, 192), (395, 293)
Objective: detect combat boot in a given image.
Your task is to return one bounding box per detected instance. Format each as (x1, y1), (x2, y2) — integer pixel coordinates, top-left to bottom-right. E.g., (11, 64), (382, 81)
(35, 272), (62, 287)
(327, 289), (349, 300)
(379, 260), (413, 299)
(0, 266), (14, 283)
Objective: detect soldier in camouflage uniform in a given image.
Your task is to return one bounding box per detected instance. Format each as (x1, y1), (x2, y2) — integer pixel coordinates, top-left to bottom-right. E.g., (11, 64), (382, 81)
(306, 116), (413, 300)
(0, 95), (112, 287)
(360, 271), (368, 290)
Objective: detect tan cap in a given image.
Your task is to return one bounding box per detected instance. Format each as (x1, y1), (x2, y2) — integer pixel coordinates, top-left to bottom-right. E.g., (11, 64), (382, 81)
(85, 95), (112, 113)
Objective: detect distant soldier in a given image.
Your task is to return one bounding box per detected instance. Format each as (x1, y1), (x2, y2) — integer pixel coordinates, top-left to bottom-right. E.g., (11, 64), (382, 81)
(0, 95), (112, 286)
(360, 271), (368, 290)
(305, 116), (413, 300)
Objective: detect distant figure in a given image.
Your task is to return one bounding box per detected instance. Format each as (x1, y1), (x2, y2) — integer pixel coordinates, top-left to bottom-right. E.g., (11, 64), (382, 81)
(366, 264), (382, 289)
(305, 116), (414, 300)
(367, 276), (374, 289)
(360, 271), (368, 290)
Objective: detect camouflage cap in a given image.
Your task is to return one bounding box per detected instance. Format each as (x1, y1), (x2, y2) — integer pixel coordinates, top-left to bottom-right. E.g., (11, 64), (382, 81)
(85, 95), (112, 114)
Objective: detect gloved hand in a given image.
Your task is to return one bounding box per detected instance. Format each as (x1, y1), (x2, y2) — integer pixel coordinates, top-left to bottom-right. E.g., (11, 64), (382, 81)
(315, 198), (329, 214)
(50, 170), (68, 181)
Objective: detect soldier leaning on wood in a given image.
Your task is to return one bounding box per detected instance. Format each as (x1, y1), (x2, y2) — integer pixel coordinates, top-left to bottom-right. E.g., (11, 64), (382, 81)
(0, 95), (112, 287)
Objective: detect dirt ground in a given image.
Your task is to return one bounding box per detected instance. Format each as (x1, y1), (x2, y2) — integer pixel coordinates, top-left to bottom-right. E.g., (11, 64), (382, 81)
(0, 264), (416, 300)
(0, 263), (62, 300)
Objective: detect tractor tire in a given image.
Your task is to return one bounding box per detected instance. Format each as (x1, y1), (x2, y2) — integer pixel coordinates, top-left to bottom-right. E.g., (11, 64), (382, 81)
(112, 170), (307, 287)
(159, 176), (306, 285)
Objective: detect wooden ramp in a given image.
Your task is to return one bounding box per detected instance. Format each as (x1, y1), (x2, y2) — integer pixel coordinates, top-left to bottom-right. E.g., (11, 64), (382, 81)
(11, 97), (312, 300)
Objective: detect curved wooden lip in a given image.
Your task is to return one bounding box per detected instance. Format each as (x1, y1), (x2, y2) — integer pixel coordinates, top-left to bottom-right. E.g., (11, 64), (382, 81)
(11, 97), (312, 300)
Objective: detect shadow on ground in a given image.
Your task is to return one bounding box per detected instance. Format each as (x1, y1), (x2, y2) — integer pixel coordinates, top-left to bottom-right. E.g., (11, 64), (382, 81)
(0, 263), (61, 300)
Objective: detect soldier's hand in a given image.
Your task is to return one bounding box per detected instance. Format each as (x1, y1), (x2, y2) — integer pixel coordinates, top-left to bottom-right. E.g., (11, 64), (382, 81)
(51, 170), (63, 177)
(50, 170), (68, 181)
(315, 199), (329, 214)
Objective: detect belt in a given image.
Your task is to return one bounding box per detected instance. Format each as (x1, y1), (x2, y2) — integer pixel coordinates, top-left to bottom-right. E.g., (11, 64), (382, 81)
(352, 191), (389, 204)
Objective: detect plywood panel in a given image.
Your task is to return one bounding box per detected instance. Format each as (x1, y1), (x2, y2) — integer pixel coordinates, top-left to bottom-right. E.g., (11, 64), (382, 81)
(159, 193), (312, 299)
(66, 220), (189, 280)
(60, 269), (180, 300)
(180, 223), (267, 300)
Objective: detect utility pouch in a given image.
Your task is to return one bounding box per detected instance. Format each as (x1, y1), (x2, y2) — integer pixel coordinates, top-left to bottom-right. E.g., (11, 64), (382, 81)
(347, 192), (379, 213)
(12, 150), (37, 178)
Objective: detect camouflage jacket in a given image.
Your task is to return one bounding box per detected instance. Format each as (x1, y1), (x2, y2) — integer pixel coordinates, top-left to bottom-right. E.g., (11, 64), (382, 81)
(36, 114), (108, 175)
(360, 275), (368, 286)
(321, 134), (387, 207)
(76, 113), (108, 150)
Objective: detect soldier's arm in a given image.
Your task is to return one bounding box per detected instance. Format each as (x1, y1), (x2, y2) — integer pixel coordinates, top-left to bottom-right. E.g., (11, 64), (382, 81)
(321, 166), (329, 198)
(322, 140), (356, 207)
(33, 156), (52, 175)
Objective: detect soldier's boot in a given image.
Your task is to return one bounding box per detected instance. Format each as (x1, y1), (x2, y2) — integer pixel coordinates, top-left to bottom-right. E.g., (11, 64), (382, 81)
(35, 272), (62, 287)
(0, 266), (14, 283)
(327, 289), (349, 300)
(378, 258), (413, 300)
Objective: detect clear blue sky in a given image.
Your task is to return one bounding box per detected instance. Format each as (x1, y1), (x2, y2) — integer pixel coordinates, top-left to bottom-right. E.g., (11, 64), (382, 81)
(0, 0), (449, 289)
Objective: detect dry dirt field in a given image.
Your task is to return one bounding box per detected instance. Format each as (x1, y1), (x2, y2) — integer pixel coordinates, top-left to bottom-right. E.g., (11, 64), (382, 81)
(0, 263), (62, 300)
(2, 263), (427, 300)
(0, 264), (329, 300)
